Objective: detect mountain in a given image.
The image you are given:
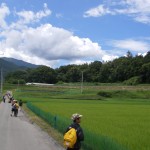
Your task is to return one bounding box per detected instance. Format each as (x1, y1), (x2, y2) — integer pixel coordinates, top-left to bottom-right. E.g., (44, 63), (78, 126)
(1, 57), (38, 68)
(0, 57), (39, 77)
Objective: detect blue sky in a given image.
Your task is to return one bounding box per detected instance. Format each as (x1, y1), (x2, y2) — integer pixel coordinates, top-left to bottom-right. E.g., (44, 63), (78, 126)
(0, 0), (150, 68)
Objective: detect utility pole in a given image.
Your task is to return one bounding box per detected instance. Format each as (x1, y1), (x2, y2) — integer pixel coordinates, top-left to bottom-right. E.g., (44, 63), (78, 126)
(81, 71), (83, 94)
(0, 68), (3, 97)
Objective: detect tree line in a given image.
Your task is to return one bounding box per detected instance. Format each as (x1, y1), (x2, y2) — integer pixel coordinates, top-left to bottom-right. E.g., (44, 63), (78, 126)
(5, 51), (150, 85)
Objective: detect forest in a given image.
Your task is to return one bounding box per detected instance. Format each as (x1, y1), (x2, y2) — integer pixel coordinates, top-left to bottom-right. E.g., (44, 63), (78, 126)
(5, 51), (150, 85)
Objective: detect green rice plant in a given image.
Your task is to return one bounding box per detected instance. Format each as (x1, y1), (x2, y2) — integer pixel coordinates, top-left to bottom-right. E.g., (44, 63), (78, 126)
(30, 99), (150, 150)
(27, 102), (128, 150)
(12, 84), (150, 150)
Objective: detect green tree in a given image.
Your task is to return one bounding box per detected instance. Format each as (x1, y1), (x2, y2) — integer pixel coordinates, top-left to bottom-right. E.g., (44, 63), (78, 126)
(66, 65), (81, 82)
(99, 62), (112, 82)
(56, 65), (75, 82)
(5, 70), (28, 83)
(88, 61), (102, 82)
(141, 62), (150, 83)
(143, 51), (150, 63)
(27, 66), (57, 83)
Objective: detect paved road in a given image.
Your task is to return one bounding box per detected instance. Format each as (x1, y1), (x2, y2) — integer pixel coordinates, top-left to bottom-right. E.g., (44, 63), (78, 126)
(0, 101), (65, 150)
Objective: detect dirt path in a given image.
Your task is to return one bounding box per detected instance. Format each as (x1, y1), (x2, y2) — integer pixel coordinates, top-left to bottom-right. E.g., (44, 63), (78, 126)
(0, 101), (65, 150)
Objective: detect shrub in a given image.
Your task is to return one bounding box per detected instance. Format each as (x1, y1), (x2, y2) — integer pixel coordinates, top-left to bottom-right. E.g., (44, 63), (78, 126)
(97, 91), (112, 98)
(123, 76), (141, 85)
(56, 81), (64, 85)
(7, 79), (26, 85)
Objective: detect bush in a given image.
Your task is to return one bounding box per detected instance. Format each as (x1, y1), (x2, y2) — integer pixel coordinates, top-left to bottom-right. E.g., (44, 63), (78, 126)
(123, 76), (141, 85)
(7, 79), (26, 85)
(56, 81), (64, 85)
(97, 91), (112, 98)
(19, 79), (26, 84)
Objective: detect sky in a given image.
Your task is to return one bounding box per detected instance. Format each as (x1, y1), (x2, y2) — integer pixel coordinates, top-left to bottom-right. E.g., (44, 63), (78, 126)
(0, 0), (150, 68)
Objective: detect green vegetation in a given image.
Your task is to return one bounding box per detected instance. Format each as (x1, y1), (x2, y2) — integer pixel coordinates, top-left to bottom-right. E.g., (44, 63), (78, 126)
(29, 99), (150, 150)
(5, 51), (150, 84)
(3, 84), (150, 150)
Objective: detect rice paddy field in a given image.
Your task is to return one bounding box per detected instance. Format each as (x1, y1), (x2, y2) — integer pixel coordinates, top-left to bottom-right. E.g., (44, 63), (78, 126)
(30, 99), (150, 150)
(6, 84), (150, 150)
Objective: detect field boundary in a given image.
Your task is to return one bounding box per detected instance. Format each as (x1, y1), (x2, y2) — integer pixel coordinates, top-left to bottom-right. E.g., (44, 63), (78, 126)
(26, 102), (128, 150)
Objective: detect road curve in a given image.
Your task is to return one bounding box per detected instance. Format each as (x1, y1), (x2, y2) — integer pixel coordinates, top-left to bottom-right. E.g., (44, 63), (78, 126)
(0, 101), (65, 150)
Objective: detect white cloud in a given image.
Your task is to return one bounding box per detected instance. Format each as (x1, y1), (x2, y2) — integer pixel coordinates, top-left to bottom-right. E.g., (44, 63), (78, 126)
(0, 3), (10, 28)
(134, 15), (150, 24)
(15, 3), (51, 25)
(83, 5), (113, 17)
(0, 3), (105, 68)
(84, 0), (150, 24)
(111, 39), (150, 52)
(3, 47), (58, 67)
(56, 13), (63, 18)
(67, 60), (92, 66)
(7, 24), (102, 59)
(102, 54), (118, 62)
(117, 0), (150, 23)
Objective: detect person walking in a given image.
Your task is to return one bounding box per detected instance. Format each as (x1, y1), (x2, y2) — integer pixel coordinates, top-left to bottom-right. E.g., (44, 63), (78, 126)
(65, 113), (84, 150)
(10, 100), (19, 117)
(14, 101), (19, 117)
(10, 100), (16, 116)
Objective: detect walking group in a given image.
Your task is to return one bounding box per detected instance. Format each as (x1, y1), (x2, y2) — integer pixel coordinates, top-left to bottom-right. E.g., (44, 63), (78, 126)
(2, 91), (84, 150)
(2, 91), (23, 117)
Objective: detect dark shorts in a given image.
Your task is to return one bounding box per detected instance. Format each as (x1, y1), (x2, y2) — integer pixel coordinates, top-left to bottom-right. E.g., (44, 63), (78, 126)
(11, 108), (15, 112)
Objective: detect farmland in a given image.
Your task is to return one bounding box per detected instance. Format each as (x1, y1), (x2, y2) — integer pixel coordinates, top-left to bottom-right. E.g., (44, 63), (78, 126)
(30, 99), (150, 150)
(5, 84), (150, 150)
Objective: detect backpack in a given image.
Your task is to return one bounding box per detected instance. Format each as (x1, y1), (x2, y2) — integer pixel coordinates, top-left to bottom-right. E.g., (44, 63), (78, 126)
(14, 103), (19, 109)
(64, 128), (77, 148)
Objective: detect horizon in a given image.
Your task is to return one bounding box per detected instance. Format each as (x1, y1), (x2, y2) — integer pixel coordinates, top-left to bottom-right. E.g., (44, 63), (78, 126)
(0, 0), (150, 68)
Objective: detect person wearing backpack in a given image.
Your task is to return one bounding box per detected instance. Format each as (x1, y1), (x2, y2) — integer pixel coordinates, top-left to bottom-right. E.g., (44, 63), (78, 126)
(10, 100), (19, 117)
(64, 113), (84, 150)
(14, 101), (19, 117)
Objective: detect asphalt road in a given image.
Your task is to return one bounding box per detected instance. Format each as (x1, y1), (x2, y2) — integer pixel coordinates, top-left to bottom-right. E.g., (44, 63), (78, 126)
(0, 101), (65, 150)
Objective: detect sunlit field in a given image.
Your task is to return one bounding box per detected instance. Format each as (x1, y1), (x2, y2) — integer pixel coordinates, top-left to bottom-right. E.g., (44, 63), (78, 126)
(31, 99), (150, 150)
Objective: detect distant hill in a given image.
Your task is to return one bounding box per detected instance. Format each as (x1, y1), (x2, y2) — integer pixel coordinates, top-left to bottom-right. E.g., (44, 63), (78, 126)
(0, 57), (39, 77)
(1, 57), (38, 68)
